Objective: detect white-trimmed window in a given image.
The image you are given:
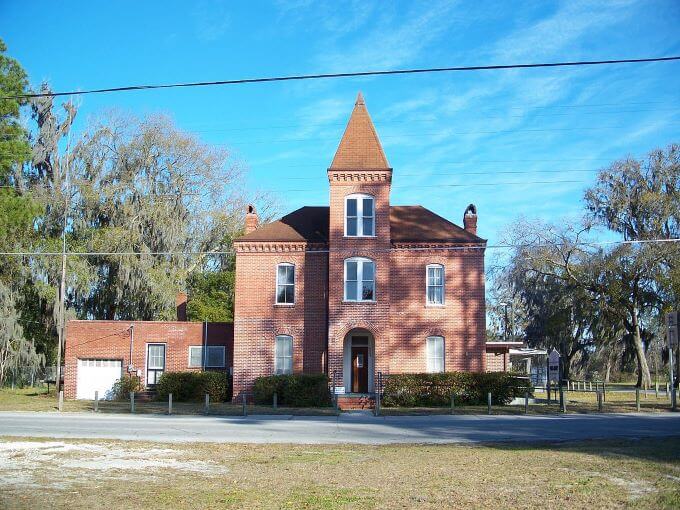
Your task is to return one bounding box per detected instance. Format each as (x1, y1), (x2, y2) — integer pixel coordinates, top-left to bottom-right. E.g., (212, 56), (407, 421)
(276, 263), (295, 304)
(344, 257), (375, 301)
(188, 346), (203, 368)
(426, 336), (445, 373)
(426, 264), (445, 305)
(274, 335), (293, 374)
(345, 194), (374, 236)
(188, 346), (226, 368)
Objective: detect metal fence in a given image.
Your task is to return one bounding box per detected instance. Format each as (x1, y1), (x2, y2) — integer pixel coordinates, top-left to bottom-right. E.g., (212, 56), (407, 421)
(1, 365), (61, 388)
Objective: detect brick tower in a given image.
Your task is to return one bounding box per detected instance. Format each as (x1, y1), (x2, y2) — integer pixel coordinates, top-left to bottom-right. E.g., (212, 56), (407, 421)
(327, 92), (392, 393)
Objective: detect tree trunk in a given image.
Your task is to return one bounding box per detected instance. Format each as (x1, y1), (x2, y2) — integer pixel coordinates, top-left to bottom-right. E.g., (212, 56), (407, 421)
(631, 305), (652, 388)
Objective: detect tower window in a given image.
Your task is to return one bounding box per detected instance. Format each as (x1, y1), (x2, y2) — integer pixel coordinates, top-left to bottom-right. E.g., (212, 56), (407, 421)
(344, 257), (375, 301)
(345, 194), (374, 237)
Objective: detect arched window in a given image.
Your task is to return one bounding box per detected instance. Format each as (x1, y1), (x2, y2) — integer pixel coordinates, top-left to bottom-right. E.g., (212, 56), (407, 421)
(426, 336), (445, 373)
(426, 264), (445, 305)
(344, 257), (375, 301)
(345, 194), (374, 237)
(274, 335), (293, 374)
(276, 263), (295, 304)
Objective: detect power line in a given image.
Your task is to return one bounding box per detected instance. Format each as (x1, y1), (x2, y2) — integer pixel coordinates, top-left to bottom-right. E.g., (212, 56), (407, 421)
(214, 123), (680, 146)
(175, 107), (679, 134)
(1, 237), (677, 257)
(250, 179), (588, 193)
(4, 56), (679, 100)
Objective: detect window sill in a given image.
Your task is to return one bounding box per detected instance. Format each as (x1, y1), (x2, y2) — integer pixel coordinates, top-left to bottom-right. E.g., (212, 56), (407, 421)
(425, 304), (446, 308)
(343, 235), (377, 239)
(274, 303), (296, 308)
(342, 300), (377, 304)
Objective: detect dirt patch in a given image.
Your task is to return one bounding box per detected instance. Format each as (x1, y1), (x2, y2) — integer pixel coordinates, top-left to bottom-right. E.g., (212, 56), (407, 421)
(0, 440), (227, 489)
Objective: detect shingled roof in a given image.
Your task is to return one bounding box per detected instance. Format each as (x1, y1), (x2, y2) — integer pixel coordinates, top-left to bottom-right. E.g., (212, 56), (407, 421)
(235, 206), (484, 244)
(329, 93), (390, 170)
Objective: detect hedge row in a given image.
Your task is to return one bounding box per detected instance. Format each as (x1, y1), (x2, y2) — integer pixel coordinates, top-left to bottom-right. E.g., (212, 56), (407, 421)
(155, 371), (231, 402)
(252, 374), (332, 407)
(381, 372), (532, 407)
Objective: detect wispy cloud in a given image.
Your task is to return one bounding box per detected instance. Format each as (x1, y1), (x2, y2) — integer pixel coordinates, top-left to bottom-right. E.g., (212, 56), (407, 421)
(192, 1), (230, 42)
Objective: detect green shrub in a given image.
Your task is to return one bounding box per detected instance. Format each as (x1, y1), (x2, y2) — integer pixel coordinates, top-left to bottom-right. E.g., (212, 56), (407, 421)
(155, 371), (231, 402)
(381, 372), (532, 407)
(111, 374), (143, 400)
(252, 374), (331, 407)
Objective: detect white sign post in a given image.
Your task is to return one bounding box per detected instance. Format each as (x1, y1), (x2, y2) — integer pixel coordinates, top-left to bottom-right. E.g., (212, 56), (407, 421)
(548, 349), (560, 383)
(666, 311), (678, 410)
(547, 349), (565, 411)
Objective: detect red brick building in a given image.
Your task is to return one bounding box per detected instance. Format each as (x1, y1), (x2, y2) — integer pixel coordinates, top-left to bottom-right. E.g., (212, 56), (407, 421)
(233, 94), (490, 399)
(63, 294), (233, 399)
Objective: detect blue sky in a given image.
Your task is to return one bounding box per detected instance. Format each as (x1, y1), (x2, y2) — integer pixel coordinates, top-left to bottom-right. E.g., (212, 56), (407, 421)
(2, 0), (679, 247)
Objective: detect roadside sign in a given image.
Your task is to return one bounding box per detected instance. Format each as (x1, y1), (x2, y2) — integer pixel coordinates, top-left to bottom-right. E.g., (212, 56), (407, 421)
(548, 348), (560, 383)
(666, 311), (678, 349)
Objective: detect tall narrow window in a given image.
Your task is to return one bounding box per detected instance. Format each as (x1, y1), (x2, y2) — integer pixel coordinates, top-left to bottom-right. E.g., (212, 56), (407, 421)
(426, 336), (445, 373)
(426, 264), (445, 305)
(344, 258), (375, 301)
(274, 335), (293, 374)
(276, 263), (295, 304)
(345, 194), (374, 236)
(146, 343), (166, 385)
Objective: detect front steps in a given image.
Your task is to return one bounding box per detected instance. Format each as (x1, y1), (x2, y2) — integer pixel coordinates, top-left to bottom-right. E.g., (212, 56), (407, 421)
(135, 390), (157, 402)
(336, 394), (375, 410)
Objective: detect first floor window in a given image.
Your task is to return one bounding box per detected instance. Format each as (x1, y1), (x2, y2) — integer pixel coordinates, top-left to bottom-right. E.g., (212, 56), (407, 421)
(188, 346), (202, 368)
(344, 258), (375, 301)
(275, 335), (293, 374)
(276, 263), (295, 304)
(206, 346), (226, 368)
(426, 336), (444, 373)
(426, 264), (445, 304)
(189, 346), (226, 368)
(146, 343), (166, 385)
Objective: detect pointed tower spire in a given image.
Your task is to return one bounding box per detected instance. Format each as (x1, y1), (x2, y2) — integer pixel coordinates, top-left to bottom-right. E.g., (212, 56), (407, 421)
(330, 92), (390, 170)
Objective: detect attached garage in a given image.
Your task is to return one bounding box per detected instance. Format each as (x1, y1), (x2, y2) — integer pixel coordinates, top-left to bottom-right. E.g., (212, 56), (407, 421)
(76, 359), (123, 400)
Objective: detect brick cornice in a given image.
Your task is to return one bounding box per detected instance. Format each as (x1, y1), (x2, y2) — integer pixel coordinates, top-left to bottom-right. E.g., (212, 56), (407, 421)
(234, 241), (329, 253)
(327, 169), (393, 184)
(234, 242), (304, 253)
(391, 242), (486, 253)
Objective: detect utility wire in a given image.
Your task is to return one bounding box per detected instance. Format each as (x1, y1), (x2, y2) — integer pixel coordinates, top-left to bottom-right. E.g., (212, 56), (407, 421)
(1, 238), (678, 257)
(3, 56), (679, 100)
(214, 123), (680, 145)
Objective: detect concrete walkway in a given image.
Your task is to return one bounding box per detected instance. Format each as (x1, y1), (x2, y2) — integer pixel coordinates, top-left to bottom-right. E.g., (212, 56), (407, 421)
(0, 411), (679, 444)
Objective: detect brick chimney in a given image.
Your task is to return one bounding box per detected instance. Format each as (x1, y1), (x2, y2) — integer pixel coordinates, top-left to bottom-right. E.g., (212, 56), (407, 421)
(463, 204), (478, 235)
(176, 292), (188, 321)
(245, 204), (259, 234)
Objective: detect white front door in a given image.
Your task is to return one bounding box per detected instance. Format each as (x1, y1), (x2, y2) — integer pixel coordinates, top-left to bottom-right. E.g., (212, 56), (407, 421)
(76, 359), (122, 400)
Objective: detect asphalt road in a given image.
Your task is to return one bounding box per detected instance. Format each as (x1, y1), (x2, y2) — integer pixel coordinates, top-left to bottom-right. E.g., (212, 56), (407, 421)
(1, 411), (679, 444)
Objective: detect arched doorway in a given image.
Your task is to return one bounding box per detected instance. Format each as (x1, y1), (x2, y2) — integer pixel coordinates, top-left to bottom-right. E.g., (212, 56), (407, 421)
(342, 329), (375, 394)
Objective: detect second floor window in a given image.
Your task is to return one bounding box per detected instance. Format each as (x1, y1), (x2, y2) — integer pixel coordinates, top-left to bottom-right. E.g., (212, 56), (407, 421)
(276, 263), (295, 304)
(345, 257), (375, 301)
(274, 335), (293, 374)
(426, 264), (445, 305)
(345, 194), (374, 236)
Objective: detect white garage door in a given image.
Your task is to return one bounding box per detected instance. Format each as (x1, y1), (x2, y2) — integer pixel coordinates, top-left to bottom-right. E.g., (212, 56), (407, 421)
(76, 359), (123, 400)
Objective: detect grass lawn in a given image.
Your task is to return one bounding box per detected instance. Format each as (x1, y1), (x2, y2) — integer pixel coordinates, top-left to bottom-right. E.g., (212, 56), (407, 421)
(1, 387), (676, 416)
(0, 435), (678, 509)
(0, 387), (337, 416)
